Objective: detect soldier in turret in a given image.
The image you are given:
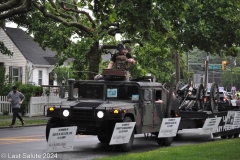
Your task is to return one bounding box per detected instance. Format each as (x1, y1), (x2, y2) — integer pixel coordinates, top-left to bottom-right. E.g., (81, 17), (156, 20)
(107, 43), (135, 80)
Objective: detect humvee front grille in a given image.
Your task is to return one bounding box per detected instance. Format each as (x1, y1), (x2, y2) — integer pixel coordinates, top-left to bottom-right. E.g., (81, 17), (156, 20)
(72, 109), (94, 120)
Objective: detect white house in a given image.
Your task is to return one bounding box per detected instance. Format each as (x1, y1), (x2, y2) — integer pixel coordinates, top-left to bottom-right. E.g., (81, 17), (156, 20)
(0, 27), (58, 85)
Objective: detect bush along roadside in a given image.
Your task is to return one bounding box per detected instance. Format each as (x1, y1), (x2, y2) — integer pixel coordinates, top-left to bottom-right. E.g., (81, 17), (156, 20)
(17, 83), (43, 116)
(0, 82), (43, 116)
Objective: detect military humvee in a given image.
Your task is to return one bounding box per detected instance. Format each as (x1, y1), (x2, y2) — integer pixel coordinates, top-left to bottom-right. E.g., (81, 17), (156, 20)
(45, 71), (179, 152)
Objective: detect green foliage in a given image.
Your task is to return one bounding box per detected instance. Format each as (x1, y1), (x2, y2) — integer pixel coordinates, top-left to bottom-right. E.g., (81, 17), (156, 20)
(0, 82), (43, 116)
(51, 65), (76, 85)
(3, 0), (240, 82)
(17, 84), (43, 115)
(221, 67), (240, 90)
(0, 67), (12, 96)
(0, 42), (13, 57)
(131, 43), (176, 83)
(3, 110), (9, 116)
(0, 67), (5, 86)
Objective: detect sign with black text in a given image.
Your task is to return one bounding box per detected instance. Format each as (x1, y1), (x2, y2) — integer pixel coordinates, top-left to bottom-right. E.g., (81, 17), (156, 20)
(200, 117), (221, 134)
(110, 122), (136, 145)
(158, 118), (181, 138)
(224, 111), (240, 129)
(46, 126), (77, 153)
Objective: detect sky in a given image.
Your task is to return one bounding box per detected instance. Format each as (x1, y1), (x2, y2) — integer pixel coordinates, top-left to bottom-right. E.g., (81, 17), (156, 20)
(6, 22), (122, 41)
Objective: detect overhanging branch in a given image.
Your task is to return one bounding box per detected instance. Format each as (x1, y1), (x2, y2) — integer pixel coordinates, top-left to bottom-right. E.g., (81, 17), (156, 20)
(60, 1), (96, 28)
(0, 0), (32, 20)
(33, 2), (93, 35)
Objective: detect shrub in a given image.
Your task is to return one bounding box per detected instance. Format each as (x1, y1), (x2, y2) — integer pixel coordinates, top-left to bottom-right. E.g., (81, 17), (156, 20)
(3, 110), (9, 116)
(18, 84), (44, 115)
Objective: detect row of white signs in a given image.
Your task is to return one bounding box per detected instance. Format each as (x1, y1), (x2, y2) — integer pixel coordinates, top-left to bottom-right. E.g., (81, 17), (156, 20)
(46, 111), (240, 153)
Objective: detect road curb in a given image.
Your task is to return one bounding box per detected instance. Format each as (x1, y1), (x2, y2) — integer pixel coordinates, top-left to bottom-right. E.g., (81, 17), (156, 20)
(0, 123), (46, 129)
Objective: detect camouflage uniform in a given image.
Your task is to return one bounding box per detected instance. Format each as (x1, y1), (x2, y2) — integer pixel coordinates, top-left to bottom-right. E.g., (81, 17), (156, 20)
(113, 50), (131, 80)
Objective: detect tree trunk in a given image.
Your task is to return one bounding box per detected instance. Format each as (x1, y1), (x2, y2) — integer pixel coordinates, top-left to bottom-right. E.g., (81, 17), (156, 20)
(87, 41), (101, 80)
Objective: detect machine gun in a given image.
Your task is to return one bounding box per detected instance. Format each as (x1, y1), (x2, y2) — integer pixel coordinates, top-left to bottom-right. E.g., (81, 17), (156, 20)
(176, 81), (205, 111)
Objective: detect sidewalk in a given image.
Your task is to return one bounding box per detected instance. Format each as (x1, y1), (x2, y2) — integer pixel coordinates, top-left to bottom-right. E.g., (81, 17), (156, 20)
(0, 116), (49, 129)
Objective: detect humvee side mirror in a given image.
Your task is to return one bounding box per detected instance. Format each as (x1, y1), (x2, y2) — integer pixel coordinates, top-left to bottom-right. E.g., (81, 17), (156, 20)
(144, 89), (152, 101)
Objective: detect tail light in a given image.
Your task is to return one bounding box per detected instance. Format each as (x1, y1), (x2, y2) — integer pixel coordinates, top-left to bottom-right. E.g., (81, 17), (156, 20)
(223, 97), (227, 102)
(204, 97), (207, 102)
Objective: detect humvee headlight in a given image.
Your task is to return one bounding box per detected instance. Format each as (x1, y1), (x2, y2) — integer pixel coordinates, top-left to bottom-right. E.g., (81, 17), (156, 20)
(97, 111), (104, 118)
(63, 110), (69, 117)
(49, 107), (54, 111)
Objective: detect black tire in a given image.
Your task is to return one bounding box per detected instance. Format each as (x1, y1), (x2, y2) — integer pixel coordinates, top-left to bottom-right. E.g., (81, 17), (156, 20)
(46, 117), (63, 142)
(210, 82), (219, 113)
(228, 134), (234, 138)
(196, 84), (205, 110)
(157, 137), (174, 146)
(233, 133), (239, 138)
(116, 117), (134, 152)
(221, 135), (227, 139)
(97, 134), (111, 143)
(157, 116), (174, 146)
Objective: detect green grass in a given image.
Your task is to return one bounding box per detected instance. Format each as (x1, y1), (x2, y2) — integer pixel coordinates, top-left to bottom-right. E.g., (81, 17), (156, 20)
(0, 116), (47, 127)
(97, 138), (240, 160)
(0, 115), (12, 119)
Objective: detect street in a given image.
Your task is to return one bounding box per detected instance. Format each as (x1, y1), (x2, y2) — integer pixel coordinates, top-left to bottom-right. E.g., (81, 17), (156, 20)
(0, 126), (219, 160)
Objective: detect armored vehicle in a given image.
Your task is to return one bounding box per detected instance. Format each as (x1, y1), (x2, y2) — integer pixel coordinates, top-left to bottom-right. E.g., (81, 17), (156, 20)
(44, 71), (179, 152)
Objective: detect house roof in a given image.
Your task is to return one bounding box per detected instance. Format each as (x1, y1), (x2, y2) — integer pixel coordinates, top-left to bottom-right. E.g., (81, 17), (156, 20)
(5, 27), (57, 65)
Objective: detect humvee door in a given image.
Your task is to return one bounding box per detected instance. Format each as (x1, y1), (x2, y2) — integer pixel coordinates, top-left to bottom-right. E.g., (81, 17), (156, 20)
(142, 88), (153, 126)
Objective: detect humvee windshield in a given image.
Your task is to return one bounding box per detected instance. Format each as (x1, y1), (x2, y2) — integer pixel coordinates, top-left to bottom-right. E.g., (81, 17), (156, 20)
(76, 84), (104, 99)
(75, 84), (139, 101)
(106, 85), (139, 101)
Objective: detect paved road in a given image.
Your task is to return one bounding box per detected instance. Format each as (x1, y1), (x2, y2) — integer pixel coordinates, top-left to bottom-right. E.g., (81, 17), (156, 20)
(0, 126), (218, 160)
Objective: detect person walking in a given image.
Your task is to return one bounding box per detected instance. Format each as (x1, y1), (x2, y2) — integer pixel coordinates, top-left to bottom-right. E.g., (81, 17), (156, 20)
(7, 86), (25, 128)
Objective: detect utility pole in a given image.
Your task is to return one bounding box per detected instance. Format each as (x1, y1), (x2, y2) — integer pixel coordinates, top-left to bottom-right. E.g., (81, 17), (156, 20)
(204, 52), (209, 89)
(175, 50), (180, 84)
(186, 52), (190, 84)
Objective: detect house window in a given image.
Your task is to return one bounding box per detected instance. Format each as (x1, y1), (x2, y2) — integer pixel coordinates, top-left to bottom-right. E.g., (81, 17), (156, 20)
(9, 66), (22, 83)
(12, 67), (19, 82)
(38, 70), (43, 85)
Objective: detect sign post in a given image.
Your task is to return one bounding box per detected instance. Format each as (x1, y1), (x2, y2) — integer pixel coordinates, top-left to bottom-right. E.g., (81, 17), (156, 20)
(110, 122), (136, 145)
(158, 118), (181, 138)
(46, 126), (77, 153)
(200, 117), (222, 134)
(224, 111), (240, 129)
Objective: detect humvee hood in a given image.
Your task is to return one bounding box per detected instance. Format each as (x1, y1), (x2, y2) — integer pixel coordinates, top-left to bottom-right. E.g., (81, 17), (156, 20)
(61, 100), (133, 109)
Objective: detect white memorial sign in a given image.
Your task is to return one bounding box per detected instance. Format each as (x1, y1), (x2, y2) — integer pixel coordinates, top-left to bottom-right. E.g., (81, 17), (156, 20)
(224, 111), (240, 129)
(158, 118), (181, 138)
(46, 126), (77, 153)
(110, 122), (136, 145)
(200, 117), (222, 134)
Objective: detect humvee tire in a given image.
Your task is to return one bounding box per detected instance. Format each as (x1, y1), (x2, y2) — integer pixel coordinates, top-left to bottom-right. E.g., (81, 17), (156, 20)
(157, 137), (174, 146)
(97, 133), (111, 143)
(220, 135), (227, 139)
(46, 117), (63, 141)
(116, 117), (134, 152)
(228, 134), (234, 138)
(233, 133), (239, 138)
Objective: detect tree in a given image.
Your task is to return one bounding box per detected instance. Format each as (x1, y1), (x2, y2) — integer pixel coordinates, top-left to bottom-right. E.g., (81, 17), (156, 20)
(2, 0), (240, 82)
(221, 67), (240, 90)
(0, 41), (13, 56)
(0, 0), (31, 20)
